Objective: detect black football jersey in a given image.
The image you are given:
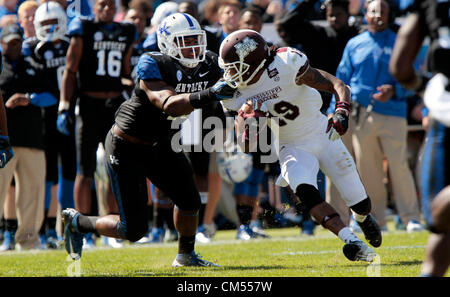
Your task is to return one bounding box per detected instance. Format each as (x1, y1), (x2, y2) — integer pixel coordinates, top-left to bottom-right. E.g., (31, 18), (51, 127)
(26, 38), (69, 96)
(115, 50), (222, 143)
(69, 19), (136, 92)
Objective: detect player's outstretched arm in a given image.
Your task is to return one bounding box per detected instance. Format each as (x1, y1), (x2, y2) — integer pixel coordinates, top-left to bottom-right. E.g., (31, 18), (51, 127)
(140, 78), (236, 117)
(60, 36), (82, 111)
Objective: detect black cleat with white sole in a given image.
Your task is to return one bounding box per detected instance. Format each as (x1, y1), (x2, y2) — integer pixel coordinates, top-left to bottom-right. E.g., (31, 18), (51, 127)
(357, 214), (382, 247)
(343, 240), (376, 262)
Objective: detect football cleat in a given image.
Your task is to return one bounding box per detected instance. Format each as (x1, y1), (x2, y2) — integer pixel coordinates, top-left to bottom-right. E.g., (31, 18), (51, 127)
(172, 251), (220, 267)
(149, 227), (165, 243)
(62, 208), (84, 260)
(0, 230), (15, 252)
(301, 220), (316, 236)
(406, 220), (424, 233)
(164, 229), (179, 242)
(250, 221), (270, 238)
(236, 224), (256, 240)
(356, 214), (382, 247)
(343, 240), (376, 262)
(196, 224), (216, 243)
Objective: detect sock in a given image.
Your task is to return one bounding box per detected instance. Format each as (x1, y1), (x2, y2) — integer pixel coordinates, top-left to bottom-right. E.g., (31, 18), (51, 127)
(5, 219), (18, 232)
(178, 235), (196, 254)
(353, 212), (367, 223)
(338, 227), (361, 244)
(77, 215), (99, 234)
(236, 205), (253, 226)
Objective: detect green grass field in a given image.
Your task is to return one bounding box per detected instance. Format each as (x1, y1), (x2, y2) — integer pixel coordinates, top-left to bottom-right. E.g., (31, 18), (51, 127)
(1, 223), (448, 278)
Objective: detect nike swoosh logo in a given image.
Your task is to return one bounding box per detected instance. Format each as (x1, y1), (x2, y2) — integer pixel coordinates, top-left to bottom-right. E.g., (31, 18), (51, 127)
(199, 71), (209, 77)
(118, 36), (127, 41)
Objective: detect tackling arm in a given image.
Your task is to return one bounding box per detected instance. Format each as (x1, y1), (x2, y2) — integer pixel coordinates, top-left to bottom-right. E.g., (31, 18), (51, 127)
(139, 79), (194, 117)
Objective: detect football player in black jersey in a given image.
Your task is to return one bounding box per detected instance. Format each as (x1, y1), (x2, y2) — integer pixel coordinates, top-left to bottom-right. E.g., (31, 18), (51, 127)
(0, 51), (13, 169)
(390, 0), (450, 277)
(61, 12), (234, 266)
(58, 0), (137, 242)
(24, 1), (75, 249)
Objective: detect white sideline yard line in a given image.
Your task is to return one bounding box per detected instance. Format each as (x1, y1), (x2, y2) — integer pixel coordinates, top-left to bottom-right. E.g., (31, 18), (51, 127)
(272, 245), (427, 256)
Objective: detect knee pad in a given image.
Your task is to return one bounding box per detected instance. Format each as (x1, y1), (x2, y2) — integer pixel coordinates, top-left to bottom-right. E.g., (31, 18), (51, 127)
(295, 184), (324, 213)
(350, 197), (372, 215)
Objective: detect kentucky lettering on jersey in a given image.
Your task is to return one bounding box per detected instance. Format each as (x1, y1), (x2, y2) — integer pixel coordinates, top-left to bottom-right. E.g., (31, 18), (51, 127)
(69, 19), (136, 92)
(46, 56), (66, 68)
(175, 81), (209, 93)
(93, 41), (127, 51)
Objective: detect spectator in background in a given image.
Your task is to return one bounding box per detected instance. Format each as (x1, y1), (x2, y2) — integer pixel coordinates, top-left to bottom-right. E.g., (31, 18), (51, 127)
(128, 0), (154, 28)
(142, 1), (178, 51)
(178, 1), (221, 54)
(216, 0), (242, 41)
(17, 0), (36, 38)
(0, 24), (57, 251)
(0, 0), (18, 28)
(199, 0), (222, 27)
(330, 0), (423, 232)
(246, 0), (283, 23)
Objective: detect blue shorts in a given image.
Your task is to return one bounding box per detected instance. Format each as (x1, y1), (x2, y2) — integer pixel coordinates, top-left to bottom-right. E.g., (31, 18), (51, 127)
(233, 168), (265, 197)
(420, 120), (450, 228)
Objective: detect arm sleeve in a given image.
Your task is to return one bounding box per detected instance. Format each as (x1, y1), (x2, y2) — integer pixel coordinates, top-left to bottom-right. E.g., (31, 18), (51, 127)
(136, 54), (163, 81)
(67, 17), (83, 37)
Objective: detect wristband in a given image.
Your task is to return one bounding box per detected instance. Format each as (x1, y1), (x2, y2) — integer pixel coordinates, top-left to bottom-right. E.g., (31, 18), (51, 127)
(335, 101), (351, 117)
(189, 88), (215, 109)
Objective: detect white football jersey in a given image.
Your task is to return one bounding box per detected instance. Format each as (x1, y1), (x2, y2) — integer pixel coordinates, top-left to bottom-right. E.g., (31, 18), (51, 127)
(221, 47), (328, 144)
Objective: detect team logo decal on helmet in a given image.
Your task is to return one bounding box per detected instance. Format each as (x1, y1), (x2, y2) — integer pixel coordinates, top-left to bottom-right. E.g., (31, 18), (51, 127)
(234, 37), (258, 60)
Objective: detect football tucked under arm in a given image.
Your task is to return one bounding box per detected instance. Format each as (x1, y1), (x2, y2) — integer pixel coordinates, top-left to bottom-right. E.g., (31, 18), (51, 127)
(235, 100), (268, 154)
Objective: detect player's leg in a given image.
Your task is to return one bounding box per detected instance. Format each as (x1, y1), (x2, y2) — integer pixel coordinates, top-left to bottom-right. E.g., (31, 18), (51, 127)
(147, 140), (218, 267)
(279, 145), (375, 262)
(320, 137), (382, 247)
(62, 130), (150, 260)
(420, 121), (450, 276)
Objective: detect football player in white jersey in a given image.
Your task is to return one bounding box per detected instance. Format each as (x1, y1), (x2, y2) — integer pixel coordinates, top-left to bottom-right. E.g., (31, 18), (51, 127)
(219, 29), (382, 262)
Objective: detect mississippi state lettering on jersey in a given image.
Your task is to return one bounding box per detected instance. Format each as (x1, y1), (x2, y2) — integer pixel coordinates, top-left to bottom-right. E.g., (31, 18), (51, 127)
(68, 18), (136, 92)
(222, 47), (327, 144)
(26, 38), (70, 94)
(115, 50), (222, 143)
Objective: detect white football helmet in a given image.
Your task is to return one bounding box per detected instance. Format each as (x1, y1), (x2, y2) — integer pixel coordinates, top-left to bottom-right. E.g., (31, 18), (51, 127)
(34, 1), (67, 42)
(217, 151), (253, 184)
(219, 29), (269, 88)
(157, 13), (207, 68)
